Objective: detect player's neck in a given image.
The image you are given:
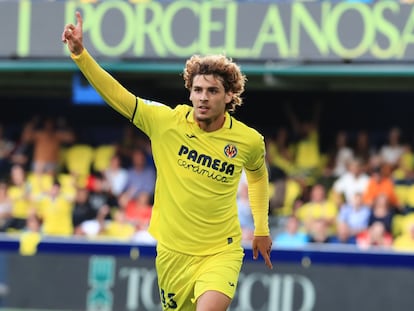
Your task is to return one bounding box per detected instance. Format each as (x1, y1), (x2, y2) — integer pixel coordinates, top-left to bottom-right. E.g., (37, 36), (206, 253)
(197, 116), (225, 132)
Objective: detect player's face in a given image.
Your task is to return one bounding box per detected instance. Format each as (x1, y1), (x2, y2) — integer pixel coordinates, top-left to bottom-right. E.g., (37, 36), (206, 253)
(189, 74), (233, 131)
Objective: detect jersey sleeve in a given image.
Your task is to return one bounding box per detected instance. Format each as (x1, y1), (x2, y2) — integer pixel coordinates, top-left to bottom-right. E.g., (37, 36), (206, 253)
(71, 49), (137, 120)
(244, 134), (270, 236)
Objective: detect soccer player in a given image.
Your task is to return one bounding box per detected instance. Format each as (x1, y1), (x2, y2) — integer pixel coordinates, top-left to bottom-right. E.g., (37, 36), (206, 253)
(62, 11), (273, 311)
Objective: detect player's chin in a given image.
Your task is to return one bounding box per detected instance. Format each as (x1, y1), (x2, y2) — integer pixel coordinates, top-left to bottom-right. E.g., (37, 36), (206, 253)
(194, 113), (210, 122)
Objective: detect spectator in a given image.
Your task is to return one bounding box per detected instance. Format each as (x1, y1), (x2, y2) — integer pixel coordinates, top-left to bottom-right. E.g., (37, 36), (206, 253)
(273, 215), (309, 248)
(0, 164), (33, 232)
(102, 153), (128, 198)
(72, 187), (96, 234)
(76, 204), (110, 238)
(19, 212), (42, 256)
(296, 183), (338, 239)
(308, 218), (333, 243)
(265, 127), (295, 177)
(102, 209), (136, 241)
(356, 221), (393, 249)
(284, 101), (322, 187)
(362, 164), (401, 211)
(86, 171), (117, 216)
(30, 116), (75, 175)
(335, 192), (371, 242)
(324, 130), (354, 180)
(379, 127), (405, 169)
(26, 168), (54, 203)
(368, 193), (395, 234)
(119, 147), (156, 205)
(36, 178), (74, 237)
(126, 181), (153, 247)
(9, 119), (35, 172)
(352, 130), (375, 173)
(329, 221), (357, 245)
(122, 192), (152, 231)
(332, 157), (370, 207)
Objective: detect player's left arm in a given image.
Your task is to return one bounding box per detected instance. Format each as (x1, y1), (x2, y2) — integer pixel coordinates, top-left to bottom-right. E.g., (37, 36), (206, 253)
(245, 161), (273, 270)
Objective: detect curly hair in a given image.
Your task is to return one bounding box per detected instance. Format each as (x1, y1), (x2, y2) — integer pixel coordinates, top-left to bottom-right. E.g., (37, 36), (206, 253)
(183, 54), (247, 113)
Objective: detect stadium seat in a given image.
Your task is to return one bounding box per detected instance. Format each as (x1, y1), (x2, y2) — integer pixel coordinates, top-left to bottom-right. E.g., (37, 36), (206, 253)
(269, 178), (302, 218)
(404, 184), (414, 209)
(394, 184), (409, 208)
(27, 172), (53, 200)
(58, 173), (77, 198)
(64, 144), (95, 187)
(392, 214), (405, 237)
(401, 213), (414, 235)
(92, 144), (116, 173)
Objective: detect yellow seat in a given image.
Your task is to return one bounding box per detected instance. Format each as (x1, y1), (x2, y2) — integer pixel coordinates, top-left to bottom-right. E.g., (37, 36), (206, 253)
(404, 184), (414, 208)
(27, 173), (53, 198)
(93, 144), (116, 173)
(58, 173), (77, 198)
(392, 214), (405, 237)
(270, 178), (302, 217)
(401, 213), (414, 235)
(64, 144), (95, 187)
(395, 184), (409, 207)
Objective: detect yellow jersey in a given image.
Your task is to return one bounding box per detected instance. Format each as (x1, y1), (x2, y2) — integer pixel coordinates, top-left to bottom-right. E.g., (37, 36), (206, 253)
(72, 49), (269, 255)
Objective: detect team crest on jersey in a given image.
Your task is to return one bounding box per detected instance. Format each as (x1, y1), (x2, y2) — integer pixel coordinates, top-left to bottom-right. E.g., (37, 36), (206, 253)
(224, 144), (238, 158)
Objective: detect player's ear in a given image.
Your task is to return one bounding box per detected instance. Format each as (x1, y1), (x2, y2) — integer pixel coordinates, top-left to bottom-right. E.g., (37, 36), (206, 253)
(225, 92), (233, 104)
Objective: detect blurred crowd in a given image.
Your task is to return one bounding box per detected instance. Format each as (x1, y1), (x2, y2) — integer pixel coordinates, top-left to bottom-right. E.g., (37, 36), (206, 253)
(2, 107), (414, 255)
(240, 102), (414, 253)
(0, 115), (157, 248)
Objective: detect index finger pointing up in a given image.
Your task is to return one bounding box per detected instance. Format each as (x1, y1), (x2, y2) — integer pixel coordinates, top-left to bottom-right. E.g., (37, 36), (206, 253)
(75, 11), (83, 29)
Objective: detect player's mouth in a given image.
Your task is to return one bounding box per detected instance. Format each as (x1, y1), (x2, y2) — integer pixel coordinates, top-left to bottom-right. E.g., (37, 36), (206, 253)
(197, 105), (209, 113)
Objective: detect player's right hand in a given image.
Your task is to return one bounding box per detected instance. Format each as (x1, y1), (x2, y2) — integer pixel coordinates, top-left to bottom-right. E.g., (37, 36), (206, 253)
(62, 11), (84, 56)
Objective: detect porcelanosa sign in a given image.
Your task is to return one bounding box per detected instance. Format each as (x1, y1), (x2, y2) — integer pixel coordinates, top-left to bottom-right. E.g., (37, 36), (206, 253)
(0, 0), (413, 61)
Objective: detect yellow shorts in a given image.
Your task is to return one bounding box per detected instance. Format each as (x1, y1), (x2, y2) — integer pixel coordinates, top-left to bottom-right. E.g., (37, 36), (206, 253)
(155, 243), (244, 311)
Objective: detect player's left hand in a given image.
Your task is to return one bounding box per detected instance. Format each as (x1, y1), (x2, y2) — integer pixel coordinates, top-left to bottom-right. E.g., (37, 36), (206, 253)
(252, 235), (273, 269)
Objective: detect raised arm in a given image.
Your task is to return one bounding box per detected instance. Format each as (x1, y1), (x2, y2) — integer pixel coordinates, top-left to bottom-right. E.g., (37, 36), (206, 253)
(62, 11), (84, 56)
(62, 12), (137, 120)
